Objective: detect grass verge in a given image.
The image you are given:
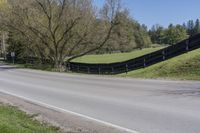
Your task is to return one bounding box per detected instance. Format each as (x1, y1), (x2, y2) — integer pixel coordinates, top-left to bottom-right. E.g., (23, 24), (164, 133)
(120, 49), (200, 80)
(0, 105), (64, 133)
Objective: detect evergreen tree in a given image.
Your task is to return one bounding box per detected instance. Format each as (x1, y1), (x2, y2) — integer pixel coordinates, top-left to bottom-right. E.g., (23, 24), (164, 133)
(187, 20), (195, 36)
(194, 19), (200, 34)
(149, 24), (164, 44)
(182, 22), (187, 29)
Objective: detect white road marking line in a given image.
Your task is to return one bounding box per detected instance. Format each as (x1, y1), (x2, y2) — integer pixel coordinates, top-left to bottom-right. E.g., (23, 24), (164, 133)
(0, 90), (140, 133)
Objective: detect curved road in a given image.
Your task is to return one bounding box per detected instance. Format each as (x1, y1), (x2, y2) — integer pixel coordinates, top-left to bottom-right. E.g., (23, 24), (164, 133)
(0, 64), (200, 133)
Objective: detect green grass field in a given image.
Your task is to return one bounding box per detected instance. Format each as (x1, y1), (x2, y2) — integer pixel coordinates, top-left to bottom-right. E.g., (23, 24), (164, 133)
(120, 49), (200, 80)
(72, 47), (163, 64)
(0, 105), (63, 133)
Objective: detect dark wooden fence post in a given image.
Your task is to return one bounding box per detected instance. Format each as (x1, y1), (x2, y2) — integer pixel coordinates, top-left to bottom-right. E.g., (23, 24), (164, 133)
(66, 62), (71, 72)
(87, 67), (90, 74)
(126, 64), (128, 74)
(112, 67), (114, 74)
(186, 40), (189, 51)
(98, 67), (101, 75)
(77, 66), (80, 73)
(143, 58), (146, 67)
(162, 50), (166, 60)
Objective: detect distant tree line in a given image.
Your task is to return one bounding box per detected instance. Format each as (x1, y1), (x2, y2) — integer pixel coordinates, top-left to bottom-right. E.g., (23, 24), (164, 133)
(149, 19), (200, 45)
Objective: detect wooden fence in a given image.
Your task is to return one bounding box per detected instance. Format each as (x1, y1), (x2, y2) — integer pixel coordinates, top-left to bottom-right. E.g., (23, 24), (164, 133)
(68, 33), (200, 74)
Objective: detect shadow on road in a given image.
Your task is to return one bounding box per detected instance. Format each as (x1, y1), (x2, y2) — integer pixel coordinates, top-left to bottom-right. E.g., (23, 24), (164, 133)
(0, 64), (20, 72)
(160, 89), (200, 97)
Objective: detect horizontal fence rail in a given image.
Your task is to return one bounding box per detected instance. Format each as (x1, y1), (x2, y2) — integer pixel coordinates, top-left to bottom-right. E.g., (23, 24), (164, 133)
(68, 33), (200, 74)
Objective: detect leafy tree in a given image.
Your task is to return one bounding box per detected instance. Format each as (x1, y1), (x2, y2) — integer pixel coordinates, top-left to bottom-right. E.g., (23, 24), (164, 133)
(149, 24), (188, 45)
(134, 23), (151, 49)
(99, 9), (152, 53)
(7, 30), (34, 60)
(162, 24), (188, 45)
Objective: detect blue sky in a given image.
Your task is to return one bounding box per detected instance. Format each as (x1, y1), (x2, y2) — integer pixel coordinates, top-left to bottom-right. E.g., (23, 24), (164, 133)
(94, 0), (200, 28)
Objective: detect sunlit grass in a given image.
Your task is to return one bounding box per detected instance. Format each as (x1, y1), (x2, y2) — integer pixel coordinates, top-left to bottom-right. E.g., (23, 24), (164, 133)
(0, 105), (63, 133)
(72, 47), (164, 64)
(120, 49), (200, 80)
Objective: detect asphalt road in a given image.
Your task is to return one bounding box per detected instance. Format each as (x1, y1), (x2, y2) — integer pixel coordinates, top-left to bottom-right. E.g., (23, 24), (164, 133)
(0, 64), (200, 133)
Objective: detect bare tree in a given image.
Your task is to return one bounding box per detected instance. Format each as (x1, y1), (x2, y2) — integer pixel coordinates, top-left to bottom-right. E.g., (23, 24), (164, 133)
(1, 0), (121, 71)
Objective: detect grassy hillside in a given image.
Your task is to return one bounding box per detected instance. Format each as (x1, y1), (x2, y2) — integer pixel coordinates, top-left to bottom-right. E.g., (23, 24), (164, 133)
(120, 49), (200, 80)
(72, 47), (163, 64)
(0, 105), (63, 133)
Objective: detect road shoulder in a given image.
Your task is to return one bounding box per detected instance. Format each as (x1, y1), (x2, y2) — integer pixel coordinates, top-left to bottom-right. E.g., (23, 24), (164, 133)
(0, 92), (127, 133)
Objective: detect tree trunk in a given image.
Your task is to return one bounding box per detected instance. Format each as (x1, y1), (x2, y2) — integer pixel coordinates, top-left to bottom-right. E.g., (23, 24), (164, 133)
(54, 58), (65, 72)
